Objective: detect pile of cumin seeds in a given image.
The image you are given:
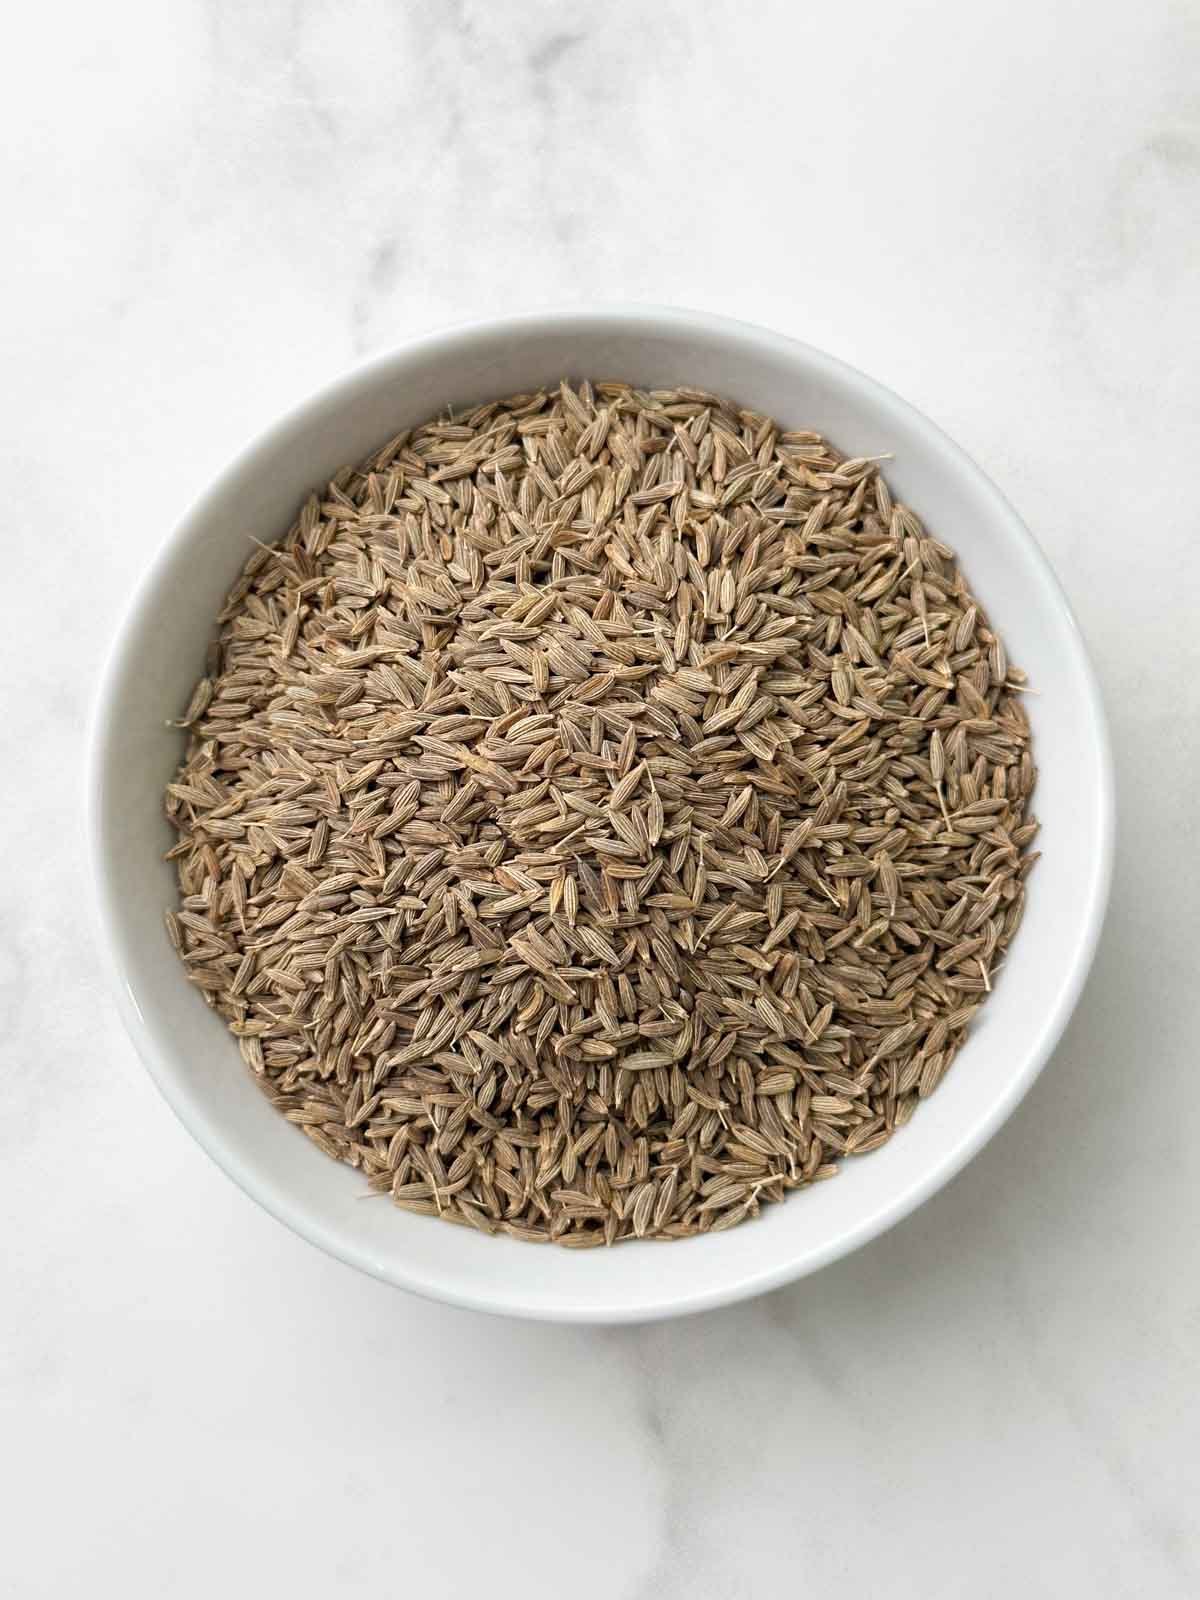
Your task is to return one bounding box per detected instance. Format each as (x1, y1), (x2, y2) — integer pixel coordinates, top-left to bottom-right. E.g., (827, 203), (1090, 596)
(164, 380), (1038, 1246)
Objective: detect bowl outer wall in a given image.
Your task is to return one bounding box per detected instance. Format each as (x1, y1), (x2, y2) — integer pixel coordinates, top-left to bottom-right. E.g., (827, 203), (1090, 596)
(87, 307), (1115, 1322)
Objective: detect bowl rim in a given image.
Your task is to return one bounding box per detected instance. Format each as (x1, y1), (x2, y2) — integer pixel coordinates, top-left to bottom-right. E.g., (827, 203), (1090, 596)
(86, 304), (1115, 1322)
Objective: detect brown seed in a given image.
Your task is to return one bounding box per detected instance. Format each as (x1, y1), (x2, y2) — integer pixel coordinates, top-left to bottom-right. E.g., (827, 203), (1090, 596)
(164, 380), (1036, 1247)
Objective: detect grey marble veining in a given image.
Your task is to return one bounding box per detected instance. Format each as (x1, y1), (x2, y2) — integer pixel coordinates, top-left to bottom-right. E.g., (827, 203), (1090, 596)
(3, 2), (1199, 1595)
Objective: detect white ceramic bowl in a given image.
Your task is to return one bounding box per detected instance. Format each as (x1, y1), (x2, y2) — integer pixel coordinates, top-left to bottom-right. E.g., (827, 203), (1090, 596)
(88, 308), (1113, 1322)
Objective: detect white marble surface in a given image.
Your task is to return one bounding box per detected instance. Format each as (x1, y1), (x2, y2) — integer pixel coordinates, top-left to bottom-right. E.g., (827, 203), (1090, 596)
(3, 1), (1199, 1593)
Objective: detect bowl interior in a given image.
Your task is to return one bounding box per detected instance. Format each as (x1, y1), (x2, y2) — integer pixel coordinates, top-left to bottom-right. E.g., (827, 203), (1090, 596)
(90, 310), (1111, 1321)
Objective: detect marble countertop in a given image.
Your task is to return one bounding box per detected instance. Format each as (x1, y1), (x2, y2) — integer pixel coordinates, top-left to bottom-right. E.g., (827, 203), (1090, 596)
(4, 1), (1199, 1594)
